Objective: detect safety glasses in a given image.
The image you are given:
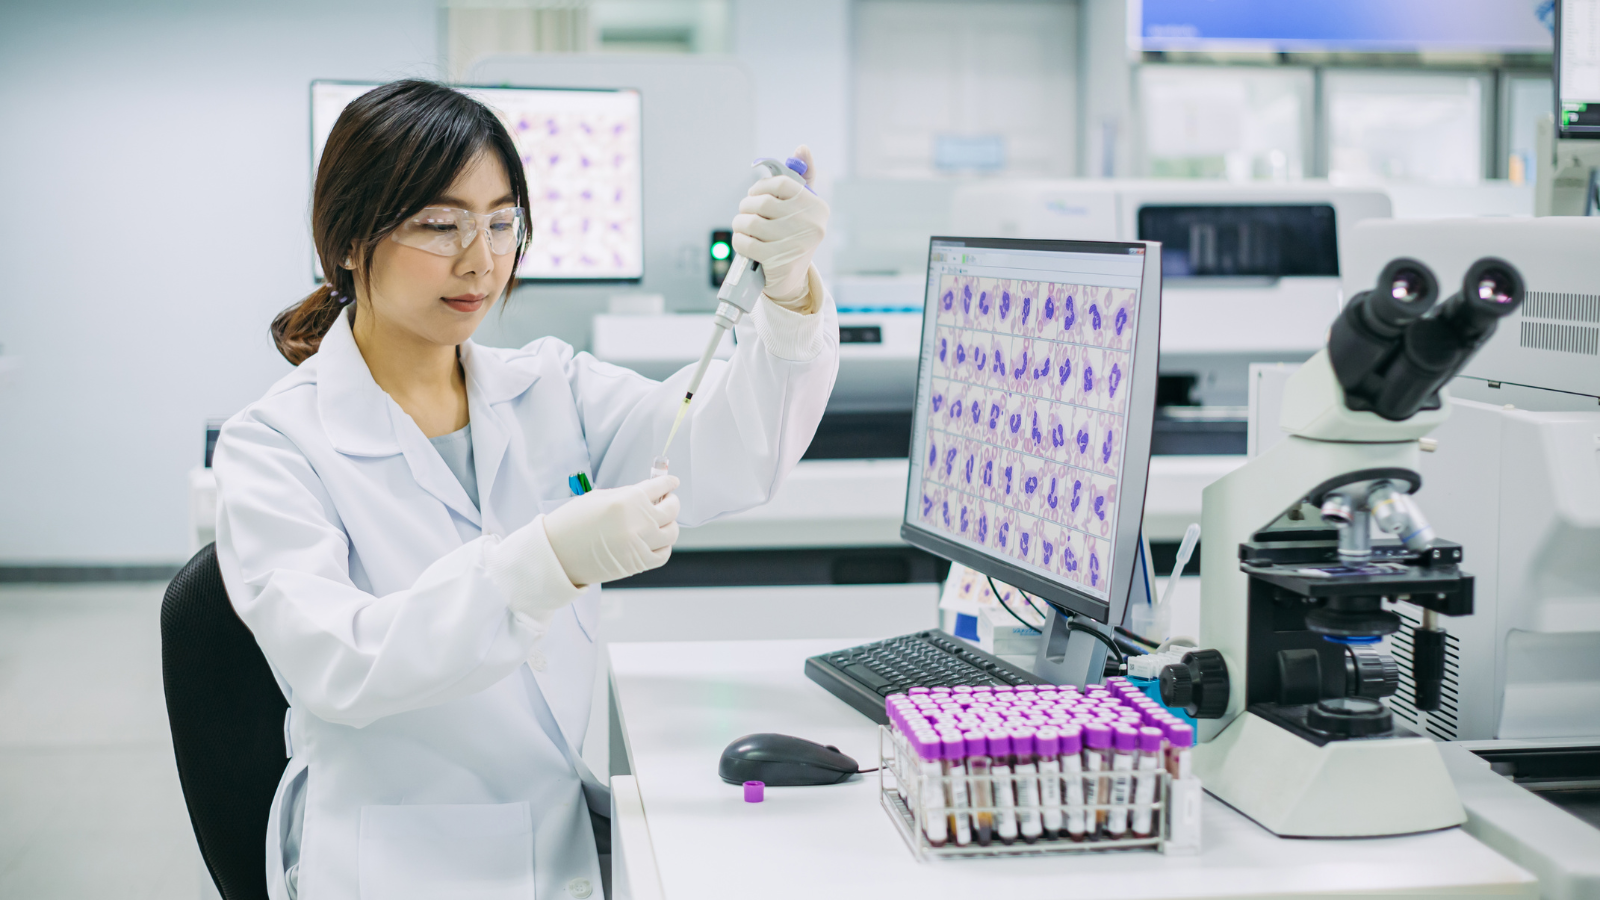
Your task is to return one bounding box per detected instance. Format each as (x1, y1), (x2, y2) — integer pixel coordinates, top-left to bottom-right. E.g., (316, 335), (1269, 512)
(391, 206), (526, 257)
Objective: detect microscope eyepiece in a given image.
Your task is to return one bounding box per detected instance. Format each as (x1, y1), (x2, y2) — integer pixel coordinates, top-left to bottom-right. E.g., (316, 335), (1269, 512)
(1329, 258), (1438, 398)
(1373, 256), (1525, 421)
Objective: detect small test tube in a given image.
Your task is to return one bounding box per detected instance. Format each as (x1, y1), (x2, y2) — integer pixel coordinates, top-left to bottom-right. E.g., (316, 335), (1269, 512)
(1011, 729), (1043, 843)
(1058, 725), (1087, 841)
(941, 733), (973, 846)
(911, 732), (950, 847)
(965, 732), (994, 846)
(988, 733), (1019, 844)
(1106, 725), (1139, 839)
(1132, 726), (1164, 838)
(1082, 722), (1112, 838)
(1166, 722), (1194, 779)
(650, 455), (670, 478)
(1035, 728), (1063, 839)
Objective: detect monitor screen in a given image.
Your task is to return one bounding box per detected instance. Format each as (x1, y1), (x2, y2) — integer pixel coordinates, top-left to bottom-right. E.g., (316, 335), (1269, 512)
(1559, 0), (1600, 138)
(310, 81), (644, 280)
(1138, 0), (1552, 53)
(902, 238), (1162, 625)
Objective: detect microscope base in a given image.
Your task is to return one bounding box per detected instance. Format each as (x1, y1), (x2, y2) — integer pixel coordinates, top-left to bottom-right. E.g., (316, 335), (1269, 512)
(1194, 711), (1466, 837)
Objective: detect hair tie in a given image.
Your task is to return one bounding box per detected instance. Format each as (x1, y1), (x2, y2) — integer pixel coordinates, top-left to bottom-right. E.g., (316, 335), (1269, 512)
(331, 289), (351, 305)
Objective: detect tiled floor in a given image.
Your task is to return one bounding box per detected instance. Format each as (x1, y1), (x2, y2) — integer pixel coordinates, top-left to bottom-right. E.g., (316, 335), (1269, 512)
(0, 583), (209, 900)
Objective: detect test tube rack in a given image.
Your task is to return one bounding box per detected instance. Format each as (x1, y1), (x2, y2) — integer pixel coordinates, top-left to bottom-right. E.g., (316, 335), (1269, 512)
(879, 726), (1173, 861)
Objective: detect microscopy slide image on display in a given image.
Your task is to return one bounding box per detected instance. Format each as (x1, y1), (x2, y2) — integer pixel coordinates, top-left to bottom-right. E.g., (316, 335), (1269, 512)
(492, 96), (643, 279)
(917, 274), (1139, 599)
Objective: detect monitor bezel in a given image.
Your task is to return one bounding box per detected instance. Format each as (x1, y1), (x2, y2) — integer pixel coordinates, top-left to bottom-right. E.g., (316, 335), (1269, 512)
(306, 79), (647, 283)
(899, 236), (1163, 626)
(1556, 1), (1600, 141)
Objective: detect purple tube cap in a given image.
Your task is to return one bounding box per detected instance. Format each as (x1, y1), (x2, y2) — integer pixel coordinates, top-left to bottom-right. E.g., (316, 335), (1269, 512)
(909, 687), (931, 694)
(1083, 722), (1113, 749)
(986, 732), (1012, 757)
(963, 730), (987, 757)
(1035, 728), (1060, 756)
(1059, 724), (1083, 754)
(941, 732), (966, 760)
(1168, 722), (1194, 748)
(1113, 724), (1139, 751)
(1139, 726), (1165, 752)
(744, 780), (764, 802)
(1008, 728), (1036, 755)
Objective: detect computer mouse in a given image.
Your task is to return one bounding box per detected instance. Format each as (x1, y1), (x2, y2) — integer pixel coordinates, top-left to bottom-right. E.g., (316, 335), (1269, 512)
(718, 733), (860, 786)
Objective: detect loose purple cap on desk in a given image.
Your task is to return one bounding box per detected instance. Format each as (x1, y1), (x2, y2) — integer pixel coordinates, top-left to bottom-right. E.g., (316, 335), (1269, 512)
(1059, 724), (1083, 754)
(1084, 722), (1112, 749)
(1113, 725), (1139, 752)
(744, 780), (764, 802)
(1139, 727), (1164, 753)
(1167, 722), (1194, 748)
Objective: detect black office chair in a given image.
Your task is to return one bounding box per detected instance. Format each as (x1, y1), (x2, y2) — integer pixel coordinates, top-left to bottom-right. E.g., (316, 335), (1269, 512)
(161, 543), (288, 900)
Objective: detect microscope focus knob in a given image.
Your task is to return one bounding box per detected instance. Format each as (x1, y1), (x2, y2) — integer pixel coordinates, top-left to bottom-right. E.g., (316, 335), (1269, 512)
(1159, 649), (1230, 719)
(1346, 647), (1400, 699)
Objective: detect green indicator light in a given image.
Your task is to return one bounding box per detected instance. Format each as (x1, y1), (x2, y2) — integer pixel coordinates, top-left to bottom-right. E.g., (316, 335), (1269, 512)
(711, 242), (731, 261)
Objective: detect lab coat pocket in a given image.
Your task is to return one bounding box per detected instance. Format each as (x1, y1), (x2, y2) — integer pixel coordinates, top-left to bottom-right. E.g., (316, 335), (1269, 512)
(358, 802), (534, 900)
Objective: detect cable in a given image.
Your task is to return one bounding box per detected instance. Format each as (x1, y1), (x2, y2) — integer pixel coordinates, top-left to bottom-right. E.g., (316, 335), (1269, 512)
(1114, 626), (1158, 651)
(1068, 620), (1125, 665)
(986, 574), (1047, 632)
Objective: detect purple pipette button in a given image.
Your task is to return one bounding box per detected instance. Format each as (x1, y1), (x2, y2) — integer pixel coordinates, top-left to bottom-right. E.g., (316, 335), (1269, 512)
(744, 780), (764, 802)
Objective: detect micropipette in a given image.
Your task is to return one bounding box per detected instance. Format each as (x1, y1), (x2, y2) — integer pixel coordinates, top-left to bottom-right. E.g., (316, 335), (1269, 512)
(658, 156), (810, 459)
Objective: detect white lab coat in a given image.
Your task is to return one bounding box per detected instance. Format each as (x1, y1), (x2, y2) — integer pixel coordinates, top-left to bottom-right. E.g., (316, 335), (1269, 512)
(213, 283), (838, 900)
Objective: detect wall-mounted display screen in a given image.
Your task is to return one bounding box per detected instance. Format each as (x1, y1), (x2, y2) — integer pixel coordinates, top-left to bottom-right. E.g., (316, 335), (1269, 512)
(311, 81), (643, 281)
(1137, 0), (1553, 54)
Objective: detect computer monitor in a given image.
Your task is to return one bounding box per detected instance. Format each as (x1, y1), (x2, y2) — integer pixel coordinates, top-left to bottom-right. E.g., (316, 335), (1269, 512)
(901, 238), (1162, 627)
(310, 80), (644, 281)
(1557, 0), (1600, 139)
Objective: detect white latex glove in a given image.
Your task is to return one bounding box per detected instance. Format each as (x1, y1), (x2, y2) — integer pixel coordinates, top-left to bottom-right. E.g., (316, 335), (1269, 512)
(543, 475), (680, 587)
(731, 144), (829, 311)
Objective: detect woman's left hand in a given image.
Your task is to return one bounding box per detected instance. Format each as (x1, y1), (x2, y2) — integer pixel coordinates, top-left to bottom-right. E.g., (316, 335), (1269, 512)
(731, 144), (829, 312)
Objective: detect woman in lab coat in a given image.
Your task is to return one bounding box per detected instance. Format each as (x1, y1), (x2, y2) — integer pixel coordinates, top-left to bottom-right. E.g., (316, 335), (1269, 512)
(213, 80), (837, 900)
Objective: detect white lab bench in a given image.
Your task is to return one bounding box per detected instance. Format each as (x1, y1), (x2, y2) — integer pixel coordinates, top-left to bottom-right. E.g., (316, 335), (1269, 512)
(605, 637), (1537, 900)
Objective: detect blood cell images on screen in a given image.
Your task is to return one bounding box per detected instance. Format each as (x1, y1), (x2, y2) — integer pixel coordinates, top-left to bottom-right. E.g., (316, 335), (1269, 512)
(918, 274), (1139, 599)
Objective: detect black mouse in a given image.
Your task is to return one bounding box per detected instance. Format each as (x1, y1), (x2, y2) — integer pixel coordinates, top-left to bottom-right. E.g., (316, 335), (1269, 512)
(718, 733), (860, 786)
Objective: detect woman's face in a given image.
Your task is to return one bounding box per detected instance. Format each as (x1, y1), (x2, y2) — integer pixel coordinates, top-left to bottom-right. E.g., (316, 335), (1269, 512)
(358, 149), (518, 349)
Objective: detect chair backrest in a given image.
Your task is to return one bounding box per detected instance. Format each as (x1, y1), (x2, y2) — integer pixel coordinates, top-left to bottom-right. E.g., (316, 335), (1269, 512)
(161, 543), (288, 900)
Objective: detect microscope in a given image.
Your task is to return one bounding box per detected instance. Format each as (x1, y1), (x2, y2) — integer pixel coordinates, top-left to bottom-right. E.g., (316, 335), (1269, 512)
(1159, 256), (1526, 837)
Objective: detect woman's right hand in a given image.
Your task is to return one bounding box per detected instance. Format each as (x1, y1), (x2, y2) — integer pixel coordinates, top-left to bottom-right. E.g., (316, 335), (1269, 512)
(542, 475), (680, 587)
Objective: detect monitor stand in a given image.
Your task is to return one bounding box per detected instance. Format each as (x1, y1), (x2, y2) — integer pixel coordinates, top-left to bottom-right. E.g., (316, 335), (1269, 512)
(1031, 609), (1113, 687)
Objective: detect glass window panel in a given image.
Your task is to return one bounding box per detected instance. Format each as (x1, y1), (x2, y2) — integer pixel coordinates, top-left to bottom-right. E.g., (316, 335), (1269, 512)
(1325, 71), (1487, 185)
(1507, 76), (1553, 185)
(1138, 66), (1312, 181)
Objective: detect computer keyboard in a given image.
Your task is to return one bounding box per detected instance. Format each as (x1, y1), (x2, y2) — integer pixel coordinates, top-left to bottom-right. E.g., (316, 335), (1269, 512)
(804, 631), (1048, 725)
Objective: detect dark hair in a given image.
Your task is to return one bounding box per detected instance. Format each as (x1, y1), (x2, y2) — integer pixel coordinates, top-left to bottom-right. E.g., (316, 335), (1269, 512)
(272, 80), (531, 365)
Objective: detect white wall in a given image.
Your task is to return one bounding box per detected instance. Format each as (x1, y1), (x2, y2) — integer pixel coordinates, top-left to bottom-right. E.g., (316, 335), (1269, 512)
(0, 0), (439, 563)
(733, 0), (852, 182)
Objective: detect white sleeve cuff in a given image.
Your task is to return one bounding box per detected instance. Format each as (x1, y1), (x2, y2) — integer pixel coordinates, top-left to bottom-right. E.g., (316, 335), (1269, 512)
(483, 517), (586, 629)
(750, 266), (833, 362)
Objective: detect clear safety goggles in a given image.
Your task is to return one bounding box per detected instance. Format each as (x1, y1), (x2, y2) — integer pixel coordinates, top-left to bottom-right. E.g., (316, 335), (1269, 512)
(391, 206), (526, 257)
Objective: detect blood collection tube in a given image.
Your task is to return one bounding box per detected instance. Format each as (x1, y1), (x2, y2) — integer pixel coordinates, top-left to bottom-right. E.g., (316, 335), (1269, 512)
(1106, 725), (1138, 839)
(911, 732), (950, 847)
(1055, 725), (1085, 841)
(964, 731), (994, 846)
(940, 732), (972, 846)
(1166, 722), (1193, 779)
(1132, 726), (1164, 838)
(1034, 728), (1063, 839)
(1081, 722), (1112, 838)
(988, 732), (1019, 844)
(1011, 729), (1043, 843)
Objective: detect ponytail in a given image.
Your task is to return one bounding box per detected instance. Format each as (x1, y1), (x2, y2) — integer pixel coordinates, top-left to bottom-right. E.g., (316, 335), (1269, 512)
(271, 284), (349, 365)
